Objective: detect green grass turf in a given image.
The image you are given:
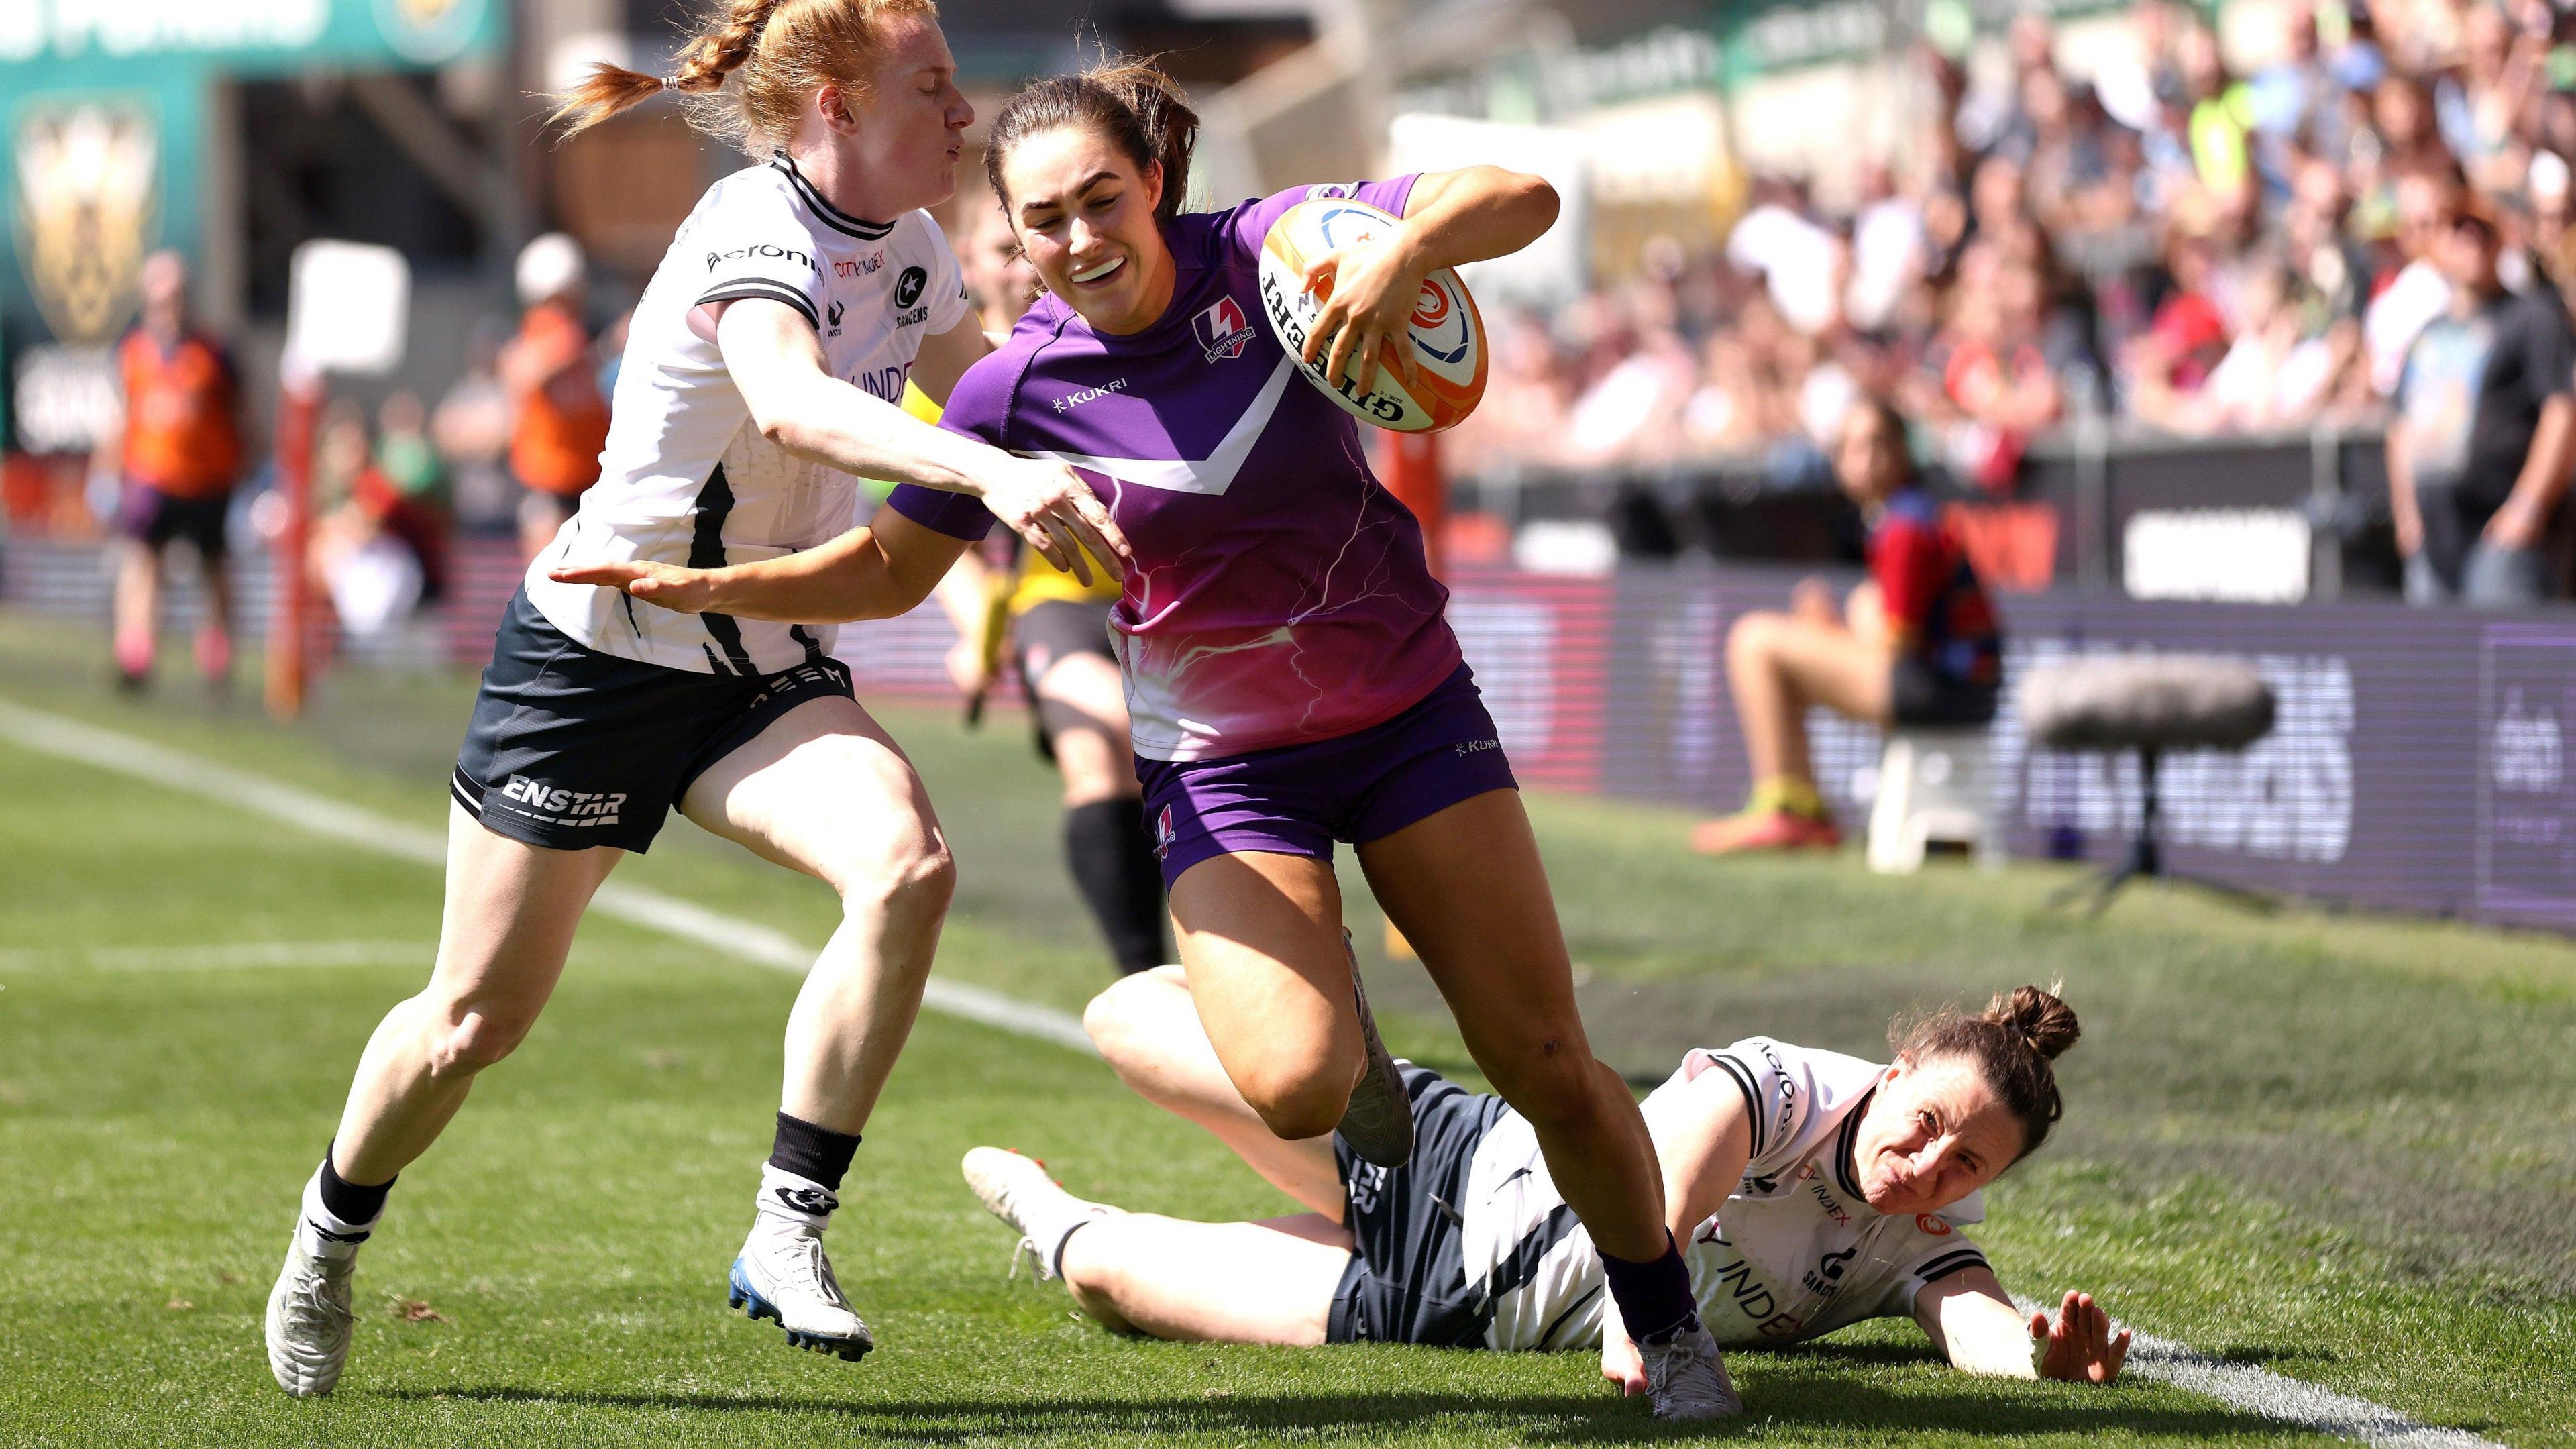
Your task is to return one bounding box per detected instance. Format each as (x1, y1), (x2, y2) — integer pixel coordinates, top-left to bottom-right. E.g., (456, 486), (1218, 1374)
(1, 613), (2569, 1446)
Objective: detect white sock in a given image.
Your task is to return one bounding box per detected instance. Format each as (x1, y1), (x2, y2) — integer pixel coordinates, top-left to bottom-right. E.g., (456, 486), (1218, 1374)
(756, 1163), (840, 1232)
(299, 1172), (376, 1258)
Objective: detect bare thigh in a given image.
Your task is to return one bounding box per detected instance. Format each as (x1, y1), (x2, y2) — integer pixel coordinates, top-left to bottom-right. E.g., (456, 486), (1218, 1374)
(1357, 788), (1668, 1262)
(680, 694), (947, 892)
(679, 694), (955, 1132)
(1084, 967), (1344, 1217)
(1761, 616), (1894, 723)
(1165, 851), (1362, 1142)
(1035, 652), (1134, 806)
(1060, 1210), (1352, 1346)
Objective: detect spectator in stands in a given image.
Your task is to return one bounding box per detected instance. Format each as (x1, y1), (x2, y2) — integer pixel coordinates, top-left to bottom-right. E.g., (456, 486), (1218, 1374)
(2388, 194), (2576, 605)
(434, 317), (517, 535)
(1566, 316), (1699, 466)
(1692, 398), (2002, 855)
(98, 250), (244, 693)
(2125, 227), (2237, 427)
(1448, 308), (1574, 475)
(2369, 169), (2464, 394)
(2178, 24), (2257, 218)
(309, 403), (451, 641)
(501, 233), (610, 562)
(375, 391), (445, 507)
(2528, 148), (2576, 306)
(1913, 248), (2062, 492)
(2434, 2), (2538, 194)
(1728, 178), (1843, 336)
(2094, 0), (2183, 137)
(1847, 162), (1927, 330)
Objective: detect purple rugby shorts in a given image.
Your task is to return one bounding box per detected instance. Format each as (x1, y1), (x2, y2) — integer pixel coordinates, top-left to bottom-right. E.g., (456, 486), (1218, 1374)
(1136, 664), (1519, 889)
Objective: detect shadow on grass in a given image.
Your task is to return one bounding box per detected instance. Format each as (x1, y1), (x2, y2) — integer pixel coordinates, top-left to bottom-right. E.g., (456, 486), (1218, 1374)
(377, 1381), (2298, 1442)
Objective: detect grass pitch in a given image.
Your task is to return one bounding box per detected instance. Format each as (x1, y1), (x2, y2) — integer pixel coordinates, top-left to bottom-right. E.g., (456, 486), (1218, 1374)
(1, 614), (2570, 1446)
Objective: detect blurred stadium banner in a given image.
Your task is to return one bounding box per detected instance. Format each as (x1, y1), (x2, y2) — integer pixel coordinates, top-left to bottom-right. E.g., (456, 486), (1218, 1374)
(816, 563), (2576, 932)
(0, 0), (506, 453)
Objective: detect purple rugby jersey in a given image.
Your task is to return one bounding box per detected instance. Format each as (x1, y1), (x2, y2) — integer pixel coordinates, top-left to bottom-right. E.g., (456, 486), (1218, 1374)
(888, 178), (1464, 762)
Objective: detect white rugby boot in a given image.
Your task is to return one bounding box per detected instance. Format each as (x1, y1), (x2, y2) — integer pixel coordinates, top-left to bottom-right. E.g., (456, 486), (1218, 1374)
(264, 1181), (371, 1397)
(961, 1147), (1116, 1281)
(1335, 930), (1415, 1168)
(727, 1167), (873, 1362)
(1641, 1320), (1743, 1421)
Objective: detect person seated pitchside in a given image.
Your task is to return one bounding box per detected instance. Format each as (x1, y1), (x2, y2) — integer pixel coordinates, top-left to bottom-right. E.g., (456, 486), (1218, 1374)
(959, 973), (2127, 1404)
(1692, 399), (2004, 855)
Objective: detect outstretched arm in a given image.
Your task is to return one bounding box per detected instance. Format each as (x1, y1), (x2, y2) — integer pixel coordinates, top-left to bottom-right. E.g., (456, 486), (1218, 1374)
(1915, 1271), (2129, 1383)
(1300, 165), (1559, 393)
(550, 506), (969, 625)
(712, 298), (1126, 584)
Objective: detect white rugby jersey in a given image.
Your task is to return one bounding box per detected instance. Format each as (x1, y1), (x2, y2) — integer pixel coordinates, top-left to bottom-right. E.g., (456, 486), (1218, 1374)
(522, 154), (970, 676)
(1464, 1037), (1990, 1351)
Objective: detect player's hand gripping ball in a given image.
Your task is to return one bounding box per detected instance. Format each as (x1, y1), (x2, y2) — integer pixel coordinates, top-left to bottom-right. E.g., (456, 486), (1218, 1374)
(1258, 198), (1487, 433)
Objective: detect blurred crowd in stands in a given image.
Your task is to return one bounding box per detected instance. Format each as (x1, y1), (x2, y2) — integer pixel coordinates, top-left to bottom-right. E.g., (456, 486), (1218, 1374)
(86, 0), (2576, 672)
(1448, 0), (2576, 499)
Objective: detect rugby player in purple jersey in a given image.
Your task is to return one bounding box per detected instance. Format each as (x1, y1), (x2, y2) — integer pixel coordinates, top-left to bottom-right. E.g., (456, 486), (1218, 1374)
(553, 56), (1740, 1420)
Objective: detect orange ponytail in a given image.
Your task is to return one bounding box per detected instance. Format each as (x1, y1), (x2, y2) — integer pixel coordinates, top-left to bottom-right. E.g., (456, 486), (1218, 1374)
(549, 0), (936, 152)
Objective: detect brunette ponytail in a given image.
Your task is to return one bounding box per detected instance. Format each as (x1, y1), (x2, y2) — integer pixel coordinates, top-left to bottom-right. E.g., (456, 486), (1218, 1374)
(984, 55), (1200, 219)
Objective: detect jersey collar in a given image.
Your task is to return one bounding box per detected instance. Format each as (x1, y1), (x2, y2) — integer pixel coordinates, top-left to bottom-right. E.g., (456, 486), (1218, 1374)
(1832, 1085), (1874, 1208)
(769, 153), (896, 240)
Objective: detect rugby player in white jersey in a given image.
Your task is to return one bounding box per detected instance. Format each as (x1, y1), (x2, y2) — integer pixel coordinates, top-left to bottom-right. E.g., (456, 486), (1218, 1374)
(963, 979), (2130, 1398)
(262, 0), (1126, 1398)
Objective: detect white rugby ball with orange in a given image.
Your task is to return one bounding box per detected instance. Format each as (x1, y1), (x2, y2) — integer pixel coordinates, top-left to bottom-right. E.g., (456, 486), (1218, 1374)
(1256, 196), (1488, 433)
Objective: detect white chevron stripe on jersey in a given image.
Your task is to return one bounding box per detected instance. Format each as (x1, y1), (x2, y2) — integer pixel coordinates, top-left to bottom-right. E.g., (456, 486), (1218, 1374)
(1029, 357), (1295, 497)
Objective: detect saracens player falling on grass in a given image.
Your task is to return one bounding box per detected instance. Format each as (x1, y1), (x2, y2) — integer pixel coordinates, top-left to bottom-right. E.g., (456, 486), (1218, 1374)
(549, 54), (1743, 1422)
(963, 978), (2129, 1395)
(261, 0), (1128, 1399)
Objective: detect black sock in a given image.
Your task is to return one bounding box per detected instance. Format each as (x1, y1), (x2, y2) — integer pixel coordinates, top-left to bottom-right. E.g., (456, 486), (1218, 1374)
(317, 1148), (394, 1226)
(1600, 1232), (1701, 1342)
(1065, 798), (1169, 976)
(769, 1112), (861, 1192)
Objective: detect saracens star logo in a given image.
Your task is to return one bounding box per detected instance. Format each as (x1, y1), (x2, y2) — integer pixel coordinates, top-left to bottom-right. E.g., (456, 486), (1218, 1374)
(1194, 295), (1258, 362)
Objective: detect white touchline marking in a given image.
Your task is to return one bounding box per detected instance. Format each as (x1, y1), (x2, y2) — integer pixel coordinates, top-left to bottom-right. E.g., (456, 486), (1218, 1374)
(2007, 1295), (2503, 1446)
(0, 698), (2508, 1448)
(0, 699), (1096, 1056)
(2121, 1328), (2504, 1449)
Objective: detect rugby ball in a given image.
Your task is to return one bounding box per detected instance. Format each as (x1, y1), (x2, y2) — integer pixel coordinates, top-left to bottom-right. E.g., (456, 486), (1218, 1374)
(1257, 198), (1487, 433)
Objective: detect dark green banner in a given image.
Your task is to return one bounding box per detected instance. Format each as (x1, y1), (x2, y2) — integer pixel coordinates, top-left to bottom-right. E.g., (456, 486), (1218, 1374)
(1, 0), (506, 447)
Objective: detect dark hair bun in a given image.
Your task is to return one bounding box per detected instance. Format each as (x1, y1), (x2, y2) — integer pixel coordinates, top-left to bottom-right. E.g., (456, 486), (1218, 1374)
(1892, 983), (2081, 1159)
(1986, 984), (2080, 1061)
